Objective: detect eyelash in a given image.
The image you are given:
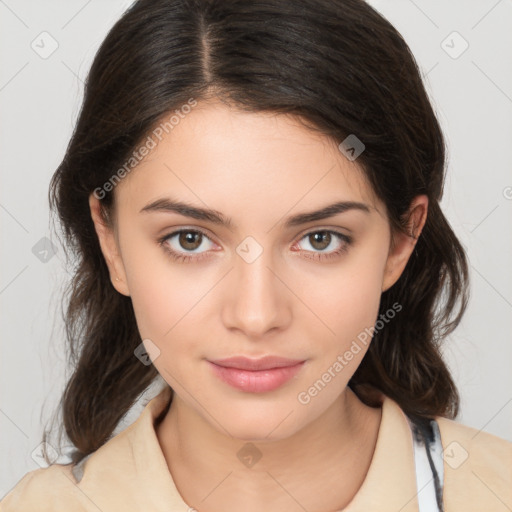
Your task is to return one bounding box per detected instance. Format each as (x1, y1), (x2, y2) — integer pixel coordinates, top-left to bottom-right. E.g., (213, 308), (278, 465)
(157, 228), (352, 264)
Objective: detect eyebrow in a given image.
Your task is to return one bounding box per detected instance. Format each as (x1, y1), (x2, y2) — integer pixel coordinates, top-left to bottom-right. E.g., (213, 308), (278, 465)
(139, 197), (370, 229)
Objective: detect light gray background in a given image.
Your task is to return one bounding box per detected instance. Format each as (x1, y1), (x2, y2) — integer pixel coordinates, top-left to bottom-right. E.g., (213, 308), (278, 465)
(1, 0), (511, 498)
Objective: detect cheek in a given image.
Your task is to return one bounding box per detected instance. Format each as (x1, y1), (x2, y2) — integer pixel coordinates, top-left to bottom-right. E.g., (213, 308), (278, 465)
(126, 258), (213, 384)
(127, 259), (210, 342)
(306, 247), (387, 339)
(296, 246), (388, 399)
(118, 233), (200, 339)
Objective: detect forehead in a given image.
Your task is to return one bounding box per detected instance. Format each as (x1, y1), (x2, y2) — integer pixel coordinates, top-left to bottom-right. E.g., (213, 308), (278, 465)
(113, 100), (383, 223)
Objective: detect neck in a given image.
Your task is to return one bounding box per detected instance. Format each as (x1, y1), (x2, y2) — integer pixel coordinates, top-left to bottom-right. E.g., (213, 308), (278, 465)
(156, 387), (382, 512)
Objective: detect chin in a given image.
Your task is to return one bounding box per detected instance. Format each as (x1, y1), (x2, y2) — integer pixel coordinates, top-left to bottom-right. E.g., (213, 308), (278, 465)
(207, 399), (303, 441)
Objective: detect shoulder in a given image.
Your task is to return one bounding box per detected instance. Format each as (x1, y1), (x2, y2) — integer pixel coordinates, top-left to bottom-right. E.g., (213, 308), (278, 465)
(0, 464), (91, 511)
(1, 386), (175, 512)
(437, 415), (512, 471)
(436, 416), (512, 511)
(0, 430), (142, 511)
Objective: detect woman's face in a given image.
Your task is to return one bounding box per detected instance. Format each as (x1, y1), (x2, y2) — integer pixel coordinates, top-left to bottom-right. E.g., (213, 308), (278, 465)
(91, 100), (420, 440)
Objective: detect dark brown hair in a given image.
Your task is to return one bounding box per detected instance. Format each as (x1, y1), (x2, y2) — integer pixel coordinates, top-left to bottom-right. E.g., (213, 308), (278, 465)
(45, 0), (469, 464)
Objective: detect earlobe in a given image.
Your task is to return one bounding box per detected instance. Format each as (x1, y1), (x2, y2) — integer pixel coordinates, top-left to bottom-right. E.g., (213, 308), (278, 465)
(88, 194), (130, 296)
(381, 195), (428, 292)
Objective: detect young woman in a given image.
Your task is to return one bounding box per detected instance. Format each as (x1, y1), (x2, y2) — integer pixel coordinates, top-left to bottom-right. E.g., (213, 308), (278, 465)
(2, 0), (511, 511)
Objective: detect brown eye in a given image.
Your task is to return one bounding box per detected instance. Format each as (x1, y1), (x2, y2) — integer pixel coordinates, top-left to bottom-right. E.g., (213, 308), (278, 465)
(160, 228), (216, 262)
(294, 229), (352, 261)
(308, 231), (332, 251)
(178, 231), (203, 250)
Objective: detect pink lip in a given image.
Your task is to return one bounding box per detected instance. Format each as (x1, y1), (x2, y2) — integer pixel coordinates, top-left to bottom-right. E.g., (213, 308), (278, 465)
(208, 356), (306, 393)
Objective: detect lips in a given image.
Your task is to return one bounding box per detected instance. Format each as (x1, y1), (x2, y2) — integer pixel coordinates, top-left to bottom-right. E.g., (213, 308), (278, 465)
(207, 356), (306, 393)
(209, 355), (305, 371)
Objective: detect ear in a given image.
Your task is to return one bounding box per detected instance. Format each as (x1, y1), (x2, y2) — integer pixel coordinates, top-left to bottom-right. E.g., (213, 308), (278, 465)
(381, 195), (428, 292)
(88, 194), (130, 296)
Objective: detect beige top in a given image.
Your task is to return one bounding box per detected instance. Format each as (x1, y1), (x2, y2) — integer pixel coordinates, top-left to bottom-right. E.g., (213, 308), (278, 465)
(1, 386), (511, 511)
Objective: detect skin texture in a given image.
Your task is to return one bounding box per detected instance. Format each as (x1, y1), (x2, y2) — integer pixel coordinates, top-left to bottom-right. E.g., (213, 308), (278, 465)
(89, 100), (427, 511)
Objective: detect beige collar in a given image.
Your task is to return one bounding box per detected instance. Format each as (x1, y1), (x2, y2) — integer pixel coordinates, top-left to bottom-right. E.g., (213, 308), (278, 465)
(73, 385), (421, 511)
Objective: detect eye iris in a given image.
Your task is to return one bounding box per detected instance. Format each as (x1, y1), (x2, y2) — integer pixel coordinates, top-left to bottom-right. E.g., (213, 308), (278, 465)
(310, 231), (331, 250)
(179, 231), (201, 250)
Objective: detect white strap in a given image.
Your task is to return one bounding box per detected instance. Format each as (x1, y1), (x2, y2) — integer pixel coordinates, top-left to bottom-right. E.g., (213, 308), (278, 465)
(406, 414), (444, 512)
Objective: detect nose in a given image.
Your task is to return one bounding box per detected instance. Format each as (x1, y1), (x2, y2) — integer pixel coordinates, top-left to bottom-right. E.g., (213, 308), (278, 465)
(221, 247), (292, 339)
